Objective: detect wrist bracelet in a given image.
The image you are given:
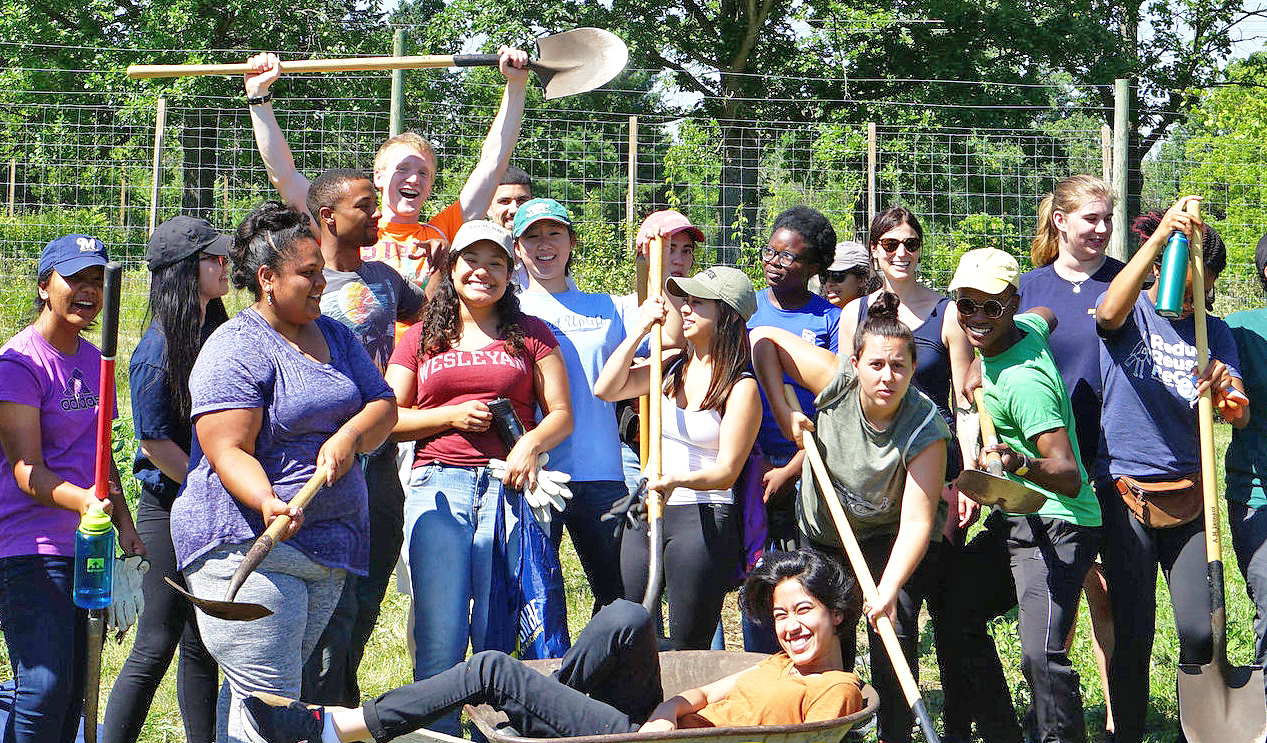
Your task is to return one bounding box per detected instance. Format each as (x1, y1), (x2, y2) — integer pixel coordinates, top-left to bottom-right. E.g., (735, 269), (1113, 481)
(1014, 453), (1030, 477)
(246, 92), (272, 106)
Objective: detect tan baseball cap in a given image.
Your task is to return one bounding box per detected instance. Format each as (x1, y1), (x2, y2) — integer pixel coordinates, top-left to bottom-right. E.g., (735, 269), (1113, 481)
(665, 266), (757, 321)
(947, 248), (1020, 295)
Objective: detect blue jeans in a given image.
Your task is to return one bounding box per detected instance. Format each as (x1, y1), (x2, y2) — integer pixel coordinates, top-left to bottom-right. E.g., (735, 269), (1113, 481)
(549, 480), (626, 614)
(403, 462), (513, 735)
(0, 555), (87, 743)
(1229, 500), (1267, 695)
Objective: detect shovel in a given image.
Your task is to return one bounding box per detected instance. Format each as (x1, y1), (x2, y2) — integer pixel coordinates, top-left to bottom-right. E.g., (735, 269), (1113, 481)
(125, 28), (629, 100)
(82, 262), (121, 743)
(641, 234), (666, 614)
(783, 384), (941, 743)
(169, 466), (327, 621)
(954, 387), (1047, 514)
(1176, 200), (1267, 743)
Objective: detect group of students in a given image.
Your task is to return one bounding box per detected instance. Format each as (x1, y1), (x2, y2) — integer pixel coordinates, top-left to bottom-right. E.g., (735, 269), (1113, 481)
(1, 42), (1265, 743)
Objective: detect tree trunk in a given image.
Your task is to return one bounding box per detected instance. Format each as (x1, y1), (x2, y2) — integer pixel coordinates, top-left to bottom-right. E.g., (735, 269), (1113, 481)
(180, 110), (216, 219)
(718, 119), (759, 266)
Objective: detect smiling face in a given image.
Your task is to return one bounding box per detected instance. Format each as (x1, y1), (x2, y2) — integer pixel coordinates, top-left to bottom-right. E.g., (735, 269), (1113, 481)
(956, 286), (1019, 357)
(373, 143), (435, 222)
(262, 238), (325, 325)
(40, 265), (104, 332)
(489, 183), (532, 230)
(762, 228), (815, 292)
(515, 218), (575, 287)
(1053, 196), (1112, 262)
(851, 332), (914, 412)
(330, 177), (381, 248)
(199, 252), (229, 303)
(772, 577), (844, 673)
(453, 242), (510, 309)
(871, 222), (921, 284)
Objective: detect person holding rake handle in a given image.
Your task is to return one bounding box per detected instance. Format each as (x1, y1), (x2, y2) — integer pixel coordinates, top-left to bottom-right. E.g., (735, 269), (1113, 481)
(749, 291), (948, 743)
(171, 202), (396, 743)
(0, 235), (144, 743)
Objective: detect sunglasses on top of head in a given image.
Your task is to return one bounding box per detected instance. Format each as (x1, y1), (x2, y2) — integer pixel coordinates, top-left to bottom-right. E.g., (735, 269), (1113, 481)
(955, 296), (1010, 319)
(877, 237), (922, 254)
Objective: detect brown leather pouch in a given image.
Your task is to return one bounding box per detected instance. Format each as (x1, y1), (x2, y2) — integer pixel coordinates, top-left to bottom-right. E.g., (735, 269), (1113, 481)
(1115, 474), (1202, 528)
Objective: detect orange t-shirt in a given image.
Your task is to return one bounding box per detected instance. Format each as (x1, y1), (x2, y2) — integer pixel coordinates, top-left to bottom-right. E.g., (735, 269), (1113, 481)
(681, 653), (863, 729)
(363, 200), (464, 287)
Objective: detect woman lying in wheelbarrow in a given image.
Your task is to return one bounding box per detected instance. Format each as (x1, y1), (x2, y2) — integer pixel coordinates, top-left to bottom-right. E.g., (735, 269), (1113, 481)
(245, 548), (865, 742)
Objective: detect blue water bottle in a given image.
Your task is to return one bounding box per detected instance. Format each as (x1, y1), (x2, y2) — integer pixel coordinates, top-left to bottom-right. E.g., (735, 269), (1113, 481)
(74, 501), (114, 609)
(1155, 230), (1190, 319)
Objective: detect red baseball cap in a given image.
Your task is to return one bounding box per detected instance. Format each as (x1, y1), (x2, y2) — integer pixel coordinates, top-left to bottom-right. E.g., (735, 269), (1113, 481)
(636, 210), (705, 248)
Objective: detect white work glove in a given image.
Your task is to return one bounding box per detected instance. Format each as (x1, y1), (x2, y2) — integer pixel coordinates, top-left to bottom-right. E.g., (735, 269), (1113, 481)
(108, 555), (149, 639)
(488, 453), (574, 525)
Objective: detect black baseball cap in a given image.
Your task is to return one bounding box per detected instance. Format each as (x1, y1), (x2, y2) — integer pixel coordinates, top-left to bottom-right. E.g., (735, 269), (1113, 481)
(147, 216), (231, 271)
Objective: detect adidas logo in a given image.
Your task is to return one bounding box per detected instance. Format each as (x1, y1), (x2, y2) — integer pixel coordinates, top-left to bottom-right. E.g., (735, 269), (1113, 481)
(60, 369), (98, 411)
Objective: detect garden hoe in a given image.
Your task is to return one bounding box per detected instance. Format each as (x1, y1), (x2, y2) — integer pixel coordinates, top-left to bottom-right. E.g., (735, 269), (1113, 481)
(954, 387), (1047, 514)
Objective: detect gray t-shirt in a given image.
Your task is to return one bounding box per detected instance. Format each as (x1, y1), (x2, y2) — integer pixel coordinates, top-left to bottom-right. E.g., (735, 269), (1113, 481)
(798, 354), (951, 546)
(171, 308), (394, 575)
(321, 260), (425, 370)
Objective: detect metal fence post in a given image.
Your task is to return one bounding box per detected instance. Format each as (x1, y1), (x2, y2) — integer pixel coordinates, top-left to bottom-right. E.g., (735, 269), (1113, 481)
(1101, 124), (1111, 184)
(7, 158), (14, 217)
(867, 122), (877, 228)
(1110, 79), (1129, 262)
(390, 29), (406, 138)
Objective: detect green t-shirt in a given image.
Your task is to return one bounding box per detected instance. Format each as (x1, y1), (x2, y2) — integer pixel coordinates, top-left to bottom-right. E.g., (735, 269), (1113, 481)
(1225, 309), (1267, 508)
(980, 313), (1101, 526)
(798, 353), (952, 546)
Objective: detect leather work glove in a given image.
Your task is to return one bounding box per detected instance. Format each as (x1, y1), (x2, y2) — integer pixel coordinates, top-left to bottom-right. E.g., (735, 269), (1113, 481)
(488, 453), (574, 525)
(108, 554), (149, 640)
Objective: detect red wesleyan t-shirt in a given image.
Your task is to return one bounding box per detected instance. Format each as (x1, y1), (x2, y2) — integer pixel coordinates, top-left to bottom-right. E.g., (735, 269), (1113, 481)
(389, 315), (558, 467)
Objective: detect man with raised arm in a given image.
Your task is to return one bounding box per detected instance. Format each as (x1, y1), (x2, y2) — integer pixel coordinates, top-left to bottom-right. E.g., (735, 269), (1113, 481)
(243, 47), (529, 295)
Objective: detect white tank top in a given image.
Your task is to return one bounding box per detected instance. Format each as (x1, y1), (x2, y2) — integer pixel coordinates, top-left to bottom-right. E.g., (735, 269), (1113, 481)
(659, 394), (732, 506)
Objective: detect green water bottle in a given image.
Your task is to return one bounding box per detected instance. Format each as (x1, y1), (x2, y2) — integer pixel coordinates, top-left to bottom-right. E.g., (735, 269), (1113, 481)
(1155, 230), (1189, 319)
(74, 501), (114, 609)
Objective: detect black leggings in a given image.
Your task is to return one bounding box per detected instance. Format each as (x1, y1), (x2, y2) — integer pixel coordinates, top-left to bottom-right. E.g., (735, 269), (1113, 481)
(620, 502), (739, 650)
(101, 489), (218, 743)
(1096, 477), (1212, 743)
(364, 600), (660, 741)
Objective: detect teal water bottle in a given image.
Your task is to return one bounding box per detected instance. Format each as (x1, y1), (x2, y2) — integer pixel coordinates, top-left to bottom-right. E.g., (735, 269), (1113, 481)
(1155, 230), (1190, 319)
(74, 501), (114, 609)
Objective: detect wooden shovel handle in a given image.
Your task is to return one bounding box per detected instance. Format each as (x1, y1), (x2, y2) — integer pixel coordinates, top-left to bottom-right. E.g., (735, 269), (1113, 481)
(127, 54), (504, 79)
(782, 385), (939, 742)
(223, 466), (327, 602)
(973, 387), (1006, 478)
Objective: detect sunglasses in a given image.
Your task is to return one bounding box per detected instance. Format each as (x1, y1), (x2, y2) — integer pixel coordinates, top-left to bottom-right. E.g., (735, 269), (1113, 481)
(877, 237), (922, 254)
(823, 269), (867, 283)
(760, 246), (802, 268)
(200, 252), (227, 266)
(955, 296), (1009, 319)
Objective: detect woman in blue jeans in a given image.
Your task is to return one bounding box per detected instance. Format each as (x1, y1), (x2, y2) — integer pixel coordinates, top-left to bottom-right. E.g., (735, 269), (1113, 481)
(245, 548), (865, 743)
(384, 220), (572, 735)
(0, 235), (144, 743)
(101, 216), (230, 743)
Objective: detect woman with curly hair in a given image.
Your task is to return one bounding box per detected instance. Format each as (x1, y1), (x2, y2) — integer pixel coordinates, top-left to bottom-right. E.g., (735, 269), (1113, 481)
(384, 220), (572, 736)
(171, 201), (397, 743)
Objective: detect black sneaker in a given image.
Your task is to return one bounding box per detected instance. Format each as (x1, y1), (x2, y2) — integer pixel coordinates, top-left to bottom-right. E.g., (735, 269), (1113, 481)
(243, 692), (325, 743)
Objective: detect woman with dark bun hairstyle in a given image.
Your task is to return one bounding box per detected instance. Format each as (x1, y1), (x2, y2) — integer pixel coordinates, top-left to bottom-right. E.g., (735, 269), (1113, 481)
(171, 201), (397, 743)
(750, 292), (949, 743)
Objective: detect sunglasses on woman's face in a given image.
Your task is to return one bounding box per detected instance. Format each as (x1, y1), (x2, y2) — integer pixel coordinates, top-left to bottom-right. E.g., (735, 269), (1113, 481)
(877, 237), (922, 254)
(200, 252), (227, 266)
(955, 296), (1008, 319)
(823, 269), (865, 283)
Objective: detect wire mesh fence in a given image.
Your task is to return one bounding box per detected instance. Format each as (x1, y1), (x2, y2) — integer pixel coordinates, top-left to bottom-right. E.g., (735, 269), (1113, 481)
(3, 67), (1265, 350)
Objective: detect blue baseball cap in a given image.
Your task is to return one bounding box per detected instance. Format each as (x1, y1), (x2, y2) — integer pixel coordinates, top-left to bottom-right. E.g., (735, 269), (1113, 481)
(39, 235), (109, 278)
(512, 198), (571, 238)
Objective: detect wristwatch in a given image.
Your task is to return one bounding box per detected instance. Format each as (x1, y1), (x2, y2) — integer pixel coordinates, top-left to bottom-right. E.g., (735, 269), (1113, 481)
(1014, 453), (1030, 477)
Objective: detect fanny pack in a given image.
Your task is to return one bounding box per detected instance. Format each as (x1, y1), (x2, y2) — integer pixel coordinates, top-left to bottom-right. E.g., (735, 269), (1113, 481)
(1115, 474), (1202, 528)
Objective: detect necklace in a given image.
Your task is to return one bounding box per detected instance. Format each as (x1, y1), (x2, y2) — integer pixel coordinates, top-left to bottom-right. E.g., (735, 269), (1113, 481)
(1069, 276), (1088, 294)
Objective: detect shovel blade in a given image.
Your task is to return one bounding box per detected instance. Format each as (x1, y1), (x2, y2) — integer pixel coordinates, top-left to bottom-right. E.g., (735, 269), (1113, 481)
(1178, 661), (1267, 743)
(165, 576), (274, 622)
(534, 28), (628, 99)
(954, 469), (1047, 514)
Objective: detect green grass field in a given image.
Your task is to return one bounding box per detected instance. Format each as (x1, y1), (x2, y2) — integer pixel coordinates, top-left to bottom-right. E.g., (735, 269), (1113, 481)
(0, 275), (1260, 741)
